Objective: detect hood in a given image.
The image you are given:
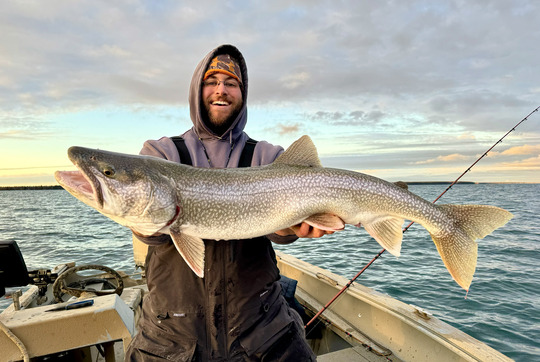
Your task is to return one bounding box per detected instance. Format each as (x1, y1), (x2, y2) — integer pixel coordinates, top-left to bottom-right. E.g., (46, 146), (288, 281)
(189, 44), (248, 141)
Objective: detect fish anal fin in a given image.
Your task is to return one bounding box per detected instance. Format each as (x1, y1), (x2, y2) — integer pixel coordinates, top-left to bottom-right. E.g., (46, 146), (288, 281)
(304, 213), (345, 231)
(170, 229), (205, 278)
(363, 216), (404, 256)
(272, 135), (323, 168)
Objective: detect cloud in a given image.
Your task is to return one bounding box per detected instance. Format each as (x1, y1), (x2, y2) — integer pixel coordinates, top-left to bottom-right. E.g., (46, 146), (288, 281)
(276, 123), (301, 135)
(489, 150), (540, 171)
(500, 144), (540, 156)
(415, 153), (471, 165)
(85, 44), (132, 59)
(487, 143), (540, 158)
(500, 155), (540, 169)
(458, 132), (476, 140)
(2, 0), (537, 118)
(307, 110), (389, 126)
(279, 72), (310, 90)
(0, 113), (54, 140)
(0, 130), (36, 140)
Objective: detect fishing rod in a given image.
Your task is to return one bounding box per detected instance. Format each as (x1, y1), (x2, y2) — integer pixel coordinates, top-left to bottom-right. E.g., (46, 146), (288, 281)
(305, 105), (540, 328)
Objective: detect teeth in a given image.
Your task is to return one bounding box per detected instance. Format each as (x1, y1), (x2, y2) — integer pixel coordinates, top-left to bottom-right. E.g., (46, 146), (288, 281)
(212, 101), (229, 106)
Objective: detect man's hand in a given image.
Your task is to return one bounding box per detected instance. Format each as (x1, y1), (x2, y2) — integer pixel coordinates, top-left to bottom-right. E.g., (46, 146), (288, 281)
(275, 222), (335, 238)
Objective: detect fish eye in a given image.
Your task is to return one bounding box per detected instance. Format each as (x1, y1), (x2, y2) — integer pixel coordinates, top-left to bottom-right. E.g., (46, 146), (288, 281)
(103, 167), (115, 177)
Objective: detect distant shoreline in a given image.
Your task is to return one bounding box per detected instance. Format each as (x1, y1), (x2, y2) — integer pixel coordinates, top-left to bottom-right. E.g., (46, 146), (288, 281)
(0, 181), (537, 191)
(0, 185), (64, 190)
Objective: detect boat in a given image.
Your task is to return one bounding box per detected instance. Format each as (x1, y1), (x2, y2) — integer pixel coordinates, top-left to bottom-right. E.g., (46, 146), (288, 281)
(0, 238), (512, 361)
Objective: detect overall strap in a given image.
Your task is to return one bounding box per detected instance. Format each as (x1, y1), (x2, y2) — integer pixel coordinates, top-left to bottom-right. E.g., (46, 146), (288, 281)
(170, 136), (193, 166)
(170, 136), (258, 168)
(238, 138), (258, 168)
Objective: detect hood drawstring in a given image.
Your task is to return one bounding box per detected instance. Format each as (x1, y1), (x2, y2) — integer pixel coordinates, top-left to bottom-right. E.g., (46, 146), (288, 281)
(196, 132), (235, 168)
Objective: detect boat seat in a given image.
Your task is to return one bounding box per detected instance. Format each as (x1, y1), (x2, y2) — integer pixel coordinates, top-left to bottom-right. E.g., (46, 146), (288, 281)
(0, 288), (142, 361)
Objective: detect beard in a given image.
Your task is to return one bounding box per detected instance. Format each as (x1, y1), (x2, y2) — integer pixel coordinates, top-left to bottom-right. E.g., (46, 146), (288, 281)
(203, 97), (243, 136)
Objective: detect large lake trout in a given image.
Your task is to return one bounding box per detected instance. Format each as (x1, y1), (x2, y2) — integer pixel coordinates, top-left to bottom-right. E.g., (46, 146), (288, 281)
(55, 136), (512, 290)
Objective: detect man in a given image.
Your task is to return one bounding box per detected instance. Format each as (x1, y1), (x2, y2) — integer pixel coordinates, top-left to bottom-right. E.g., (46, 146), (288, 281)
(126, 44), (332, 361)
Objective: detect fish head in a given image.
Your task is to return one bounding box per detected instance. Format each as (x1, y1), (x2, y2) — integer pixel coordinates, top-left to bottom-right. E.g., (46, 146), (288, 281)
(55, 146), (180, 236)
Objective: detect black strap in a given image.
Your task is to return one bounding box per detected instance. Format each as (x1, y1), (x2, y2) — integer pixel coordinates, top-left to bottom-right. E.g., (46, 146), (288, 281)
(238, 138), (257, 168)
(170, 136), (258, 168)
(171, 136), (193, 166)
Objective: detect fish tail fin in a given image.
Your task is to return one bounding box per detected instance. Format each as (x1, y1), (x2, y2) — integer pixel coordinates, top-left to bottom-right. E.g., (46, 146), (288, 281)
(430, 204), (513, 290)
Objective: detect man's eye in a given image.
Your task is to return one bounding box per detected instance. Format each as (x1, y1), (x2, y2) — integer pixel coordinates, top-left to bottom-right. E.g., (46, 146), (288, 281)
(225, 82), (238, 88)
(205, 81), (218, 87)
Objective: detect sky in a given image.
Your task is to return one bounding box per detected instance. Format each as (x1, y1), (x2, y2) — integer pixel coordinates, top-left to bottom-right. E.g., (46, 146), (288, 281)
(1, 0), (539, 186)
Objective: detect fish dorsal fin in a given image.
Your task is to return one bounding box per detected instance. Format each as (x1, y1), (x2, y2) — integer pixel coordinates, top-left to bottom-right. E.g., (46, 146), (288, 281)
(272, 135), (323, 168)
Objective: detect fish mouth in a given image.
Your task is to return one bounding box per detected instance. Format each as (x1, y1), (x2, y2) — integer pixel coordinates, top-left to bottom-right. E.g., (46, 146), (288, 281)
(55, 148), (104, 209)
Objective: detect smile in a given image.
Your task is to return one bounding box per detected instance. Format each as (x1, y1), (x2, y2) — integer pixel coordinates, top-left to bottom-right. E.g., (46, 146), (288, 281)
(212, 101), (230, 106)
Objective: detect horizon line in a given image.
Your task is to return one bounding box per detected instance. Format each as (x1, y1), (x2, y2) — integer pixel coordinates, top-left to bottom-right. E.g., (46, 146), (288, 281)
(1, 181), (539, 191)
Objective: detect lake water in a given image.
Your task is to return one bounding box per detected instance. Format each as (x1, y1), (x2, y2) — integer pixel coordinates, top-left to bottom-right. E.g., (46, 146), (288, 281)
(0, 184), (538, 361)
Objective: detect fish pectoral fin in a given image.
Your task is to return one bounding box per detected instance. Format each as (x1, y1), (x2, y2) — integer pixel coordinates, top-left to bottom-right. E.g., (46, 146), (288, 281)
(304, 213), (345, 231)
(170, 230), (205, 278)
(362, 216), (404, 256)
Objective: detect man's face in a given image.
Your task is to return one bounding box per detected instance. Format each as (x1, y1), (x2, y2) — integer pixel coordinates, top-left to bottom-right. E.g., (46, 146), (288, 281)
(202, 73), (243, 131)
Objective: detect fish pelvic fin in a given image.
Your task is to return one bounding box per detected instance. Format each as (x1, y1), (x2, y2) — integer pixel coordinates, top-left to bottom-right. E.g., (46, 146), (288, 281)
(170, 229), (206, 278)
(362, 216), (405, 256)
(272, 135), (323, 168)
(431, 204), (513, 290)
(304, 213), (346, 231)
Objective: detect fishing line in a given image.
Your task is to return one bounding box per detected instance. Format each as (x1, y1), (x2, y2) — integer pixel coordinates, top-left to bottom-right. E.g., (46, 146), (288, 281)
(305, 105), (539, 329)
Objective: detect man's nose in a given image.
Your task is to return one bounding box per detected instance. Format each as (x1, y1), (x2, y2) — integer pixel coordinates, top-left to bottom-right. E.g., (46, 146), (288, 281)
(215, 81), (228, 94)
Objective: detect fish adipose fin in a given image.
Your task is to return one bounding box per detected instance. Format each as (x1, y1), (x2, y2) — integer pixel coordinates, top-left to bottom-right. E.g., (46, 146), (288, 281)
(170, 230), (206, 278)
(362, 216), (405, 256)
(273, 135), (323, 168)
(304, 213), (346, 231)
(430, 204), (513, 291)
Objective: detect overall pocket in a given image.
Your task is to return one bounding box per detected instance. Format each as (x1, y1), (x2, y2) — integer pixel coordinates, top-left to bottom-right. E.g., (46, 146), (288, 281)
(238, 297), (294, 358)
